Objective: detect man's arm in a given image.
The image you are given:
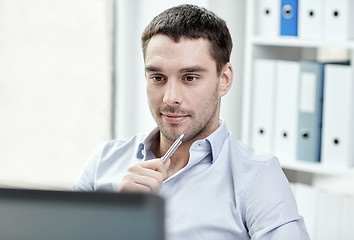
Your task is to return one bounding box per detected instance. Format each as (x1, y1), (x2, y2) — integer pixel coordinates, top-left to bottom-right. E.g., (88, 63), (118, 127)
(245, 158), (310, 240)
(72, 144), (102, 191)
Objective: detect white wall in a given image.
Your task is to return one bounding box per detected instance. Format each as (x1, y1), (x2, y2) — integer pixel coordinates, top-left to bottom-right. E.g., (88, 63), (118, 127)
(0, 0), (113, 189)
(210, 0), (245, 137)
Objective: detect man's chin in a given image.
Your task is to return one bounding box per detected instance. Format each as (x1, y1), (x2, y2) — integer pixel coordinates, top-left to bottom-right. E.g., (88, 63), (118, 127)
(160, 130), (184, 142)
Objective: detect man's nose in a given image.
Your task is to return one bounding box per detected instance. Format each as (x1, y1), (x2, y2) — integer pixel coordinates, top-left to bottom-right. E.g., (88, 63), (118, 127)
(163, 79), (183, 106)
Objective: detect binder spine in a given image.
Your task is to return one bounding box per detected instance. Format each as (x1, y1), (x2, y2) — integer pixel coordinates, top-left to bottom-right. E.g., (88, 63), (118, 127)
(280, 0), (299, 36)
(296, 61), (324, 162)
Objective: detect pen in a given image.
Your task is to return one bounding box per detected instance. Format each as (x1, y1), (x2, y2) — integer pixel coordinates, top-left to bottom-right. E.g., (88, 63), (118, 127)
(162, 133), (184, 163)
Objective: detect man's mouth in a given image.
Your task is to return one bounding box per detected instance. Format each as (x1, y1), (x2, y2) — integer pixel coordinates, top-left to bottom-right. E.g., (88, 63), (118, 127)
(161, 113), (189, 123)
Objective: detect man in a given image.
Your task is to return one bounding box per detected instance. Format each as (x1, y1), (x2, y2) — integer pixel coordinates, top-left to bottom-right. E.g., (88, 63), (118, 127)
(73, 4), (309, 240)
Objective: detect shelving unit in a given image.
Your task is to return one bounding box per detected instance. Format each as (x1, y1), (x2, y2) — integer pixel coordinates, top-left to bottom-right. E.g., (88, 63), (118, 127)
(280, 160), (354, 177)
(241, 0), (354, 187)
(251, 36), (354, 48)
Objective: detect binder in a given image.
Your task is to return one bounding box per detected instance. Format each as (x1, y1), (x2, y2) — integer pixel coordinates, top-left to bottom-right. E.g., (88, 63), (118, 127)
(294, 183), (317, 240)
(342, 195), (354, 240)
(256, 0), (280, 37)
(314, 190), (343, 240)
(280, 0), (299, 36)
(298, 0), (323, 40)
(273, 60), (300, 161)
(296, 61), (324, 162)
(321, 64), (354, 167)
(251, 59), (276, 153)
(323, 0), (354, 40)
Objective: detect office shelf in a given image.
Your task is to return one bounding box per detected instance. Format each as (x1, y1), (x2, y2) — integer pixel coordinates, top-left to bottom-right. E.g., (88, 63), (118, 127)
(251, 36), (354, 48)
(280, 160), (354, 177)
(242, 0), (354, 177)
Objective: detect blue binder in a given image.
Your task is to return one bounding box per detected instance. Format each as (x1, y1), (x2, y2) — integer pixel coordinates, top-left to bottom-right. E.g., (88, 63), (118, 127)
(280, 0), (298, 36)
(296, 61), (324, 162)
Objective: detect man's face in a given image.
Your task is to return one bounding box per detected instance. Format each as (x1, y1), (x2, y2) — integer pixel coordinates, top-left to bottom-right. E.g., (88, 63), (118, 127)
(144, 35), (224, 143)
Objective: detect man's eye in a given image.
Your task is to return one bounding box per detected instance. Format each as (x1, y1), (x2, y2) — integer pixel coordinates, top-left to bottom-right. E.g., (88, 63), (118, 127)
(152, 76), (165, 82)
(183, 76), (197, 82)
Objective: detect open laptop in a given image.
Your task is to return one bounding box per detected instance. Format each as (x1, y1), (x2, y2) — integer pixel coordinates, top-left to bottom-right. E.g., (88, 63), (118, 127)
(0, 188), (165, 240)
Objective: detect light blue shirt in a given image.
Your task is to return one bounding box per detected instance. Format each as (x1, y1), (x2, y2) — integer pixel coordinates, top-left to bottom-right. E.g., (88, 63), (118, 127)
(73, 120), (309, 240)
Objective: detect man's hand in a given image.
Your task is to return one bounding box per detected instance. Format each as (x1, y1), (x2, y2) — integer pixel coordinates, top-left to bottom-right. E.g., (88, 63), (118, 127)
(118, 158), (170, 193)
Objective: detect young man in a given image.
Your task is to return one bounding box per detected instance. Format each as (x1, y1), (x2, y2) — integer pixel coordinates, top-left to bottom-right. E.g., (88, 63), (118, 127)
(73, 4), (309, 240)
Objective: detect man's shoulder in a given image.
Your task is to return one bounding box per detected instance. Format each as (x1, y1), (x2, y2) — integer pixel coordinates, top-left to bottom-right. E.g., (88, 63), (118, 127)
(73, 134), (148, 192)
(95, 134), (147, 160)
(228, 135), (276, 164)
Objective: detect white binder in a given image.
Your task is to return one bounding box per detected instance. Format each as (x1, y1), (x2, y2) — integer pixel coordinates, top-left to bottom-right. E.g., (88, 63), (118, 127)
(294, 183), (317, 240)
(314, 190), (343, 240)
(256, 0), (280, 37)
(323, 0), (354, 40)
(251, 59), (276, 153)
(342, 195), (354, 240)
(273, 60), (299, 162)
(321, 64), (354, 167)
(298, 0), (323, 39)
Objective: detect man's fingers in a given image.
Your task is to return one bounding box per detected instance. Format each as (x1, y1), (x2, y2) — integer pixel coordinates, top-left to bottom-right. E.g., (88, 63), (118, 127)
(119, 174), (162, 193)
(127, 169), (163, 189)
(158, 158), (171, 179)
(139, 158), (169, 180)
(118, 158), (169, 193)
(140, 158), (165, 170)
(128, 161), (164, 181)
(118, 179), (151, 193)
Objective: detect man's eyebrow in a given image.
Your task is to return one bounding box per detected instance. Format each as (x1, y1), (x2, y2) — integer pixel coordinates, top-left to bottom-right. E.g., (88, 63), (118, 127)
(145, 65), (208, 73)
(145, 66), (161, 72)
(180, 66), (207, 73)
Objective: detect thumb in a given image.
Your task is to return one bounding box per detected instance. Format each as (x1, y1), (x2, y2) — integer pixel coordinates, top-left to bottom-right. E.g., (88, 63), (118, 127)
(162, 158), (171, 180)
(164, 158), (171, 169)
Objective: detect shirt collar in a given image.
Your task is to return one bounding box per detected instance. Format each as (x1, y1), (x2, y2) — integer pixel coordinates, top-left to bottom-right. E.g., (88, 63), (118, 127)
(204, 119), (229, 162)
(135, 119), (230, 162)
(136, 127), (159, 160)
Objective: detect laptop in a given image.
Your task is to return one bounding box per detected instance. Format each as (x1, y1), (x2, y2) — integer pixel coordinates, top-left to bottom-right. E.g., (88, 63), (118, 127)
(0, 188), (165, 240)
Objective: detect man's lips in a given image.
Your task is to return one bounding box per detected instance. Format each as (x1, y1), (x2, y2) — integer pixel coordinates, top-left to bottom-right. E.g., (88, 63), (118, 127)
(161, 113), (189, 123)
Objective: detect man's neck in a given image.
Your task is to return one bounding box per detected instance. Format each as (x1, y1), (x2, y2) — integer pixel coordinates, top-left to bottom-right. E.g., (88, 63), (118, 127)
(152, 135), (191, 178)
(165, 143), (191, 178)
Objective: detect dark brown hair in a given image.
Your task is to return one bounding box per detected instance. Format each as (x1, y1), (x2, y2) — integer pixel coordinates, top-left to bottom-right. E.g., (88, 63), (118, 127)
(141, 4), (233, 73)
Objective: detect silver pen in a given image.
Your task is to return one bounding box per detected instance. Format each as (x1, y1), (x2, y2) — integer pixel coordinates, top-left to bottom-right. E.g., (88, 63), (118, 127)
(161, 133), (184, 163)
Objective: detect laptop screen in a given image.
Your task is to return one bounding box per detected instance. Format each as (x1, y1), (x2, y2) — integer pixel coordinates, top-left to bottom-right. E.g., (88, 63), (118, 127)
(0, 188), (165, 240)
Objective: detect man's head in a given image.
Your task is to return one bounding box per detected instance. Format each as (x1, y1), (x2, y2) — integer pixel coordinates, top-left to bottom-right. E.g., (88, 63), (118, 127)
(142, 5), (233, 143)
(141, 4), (232, 74)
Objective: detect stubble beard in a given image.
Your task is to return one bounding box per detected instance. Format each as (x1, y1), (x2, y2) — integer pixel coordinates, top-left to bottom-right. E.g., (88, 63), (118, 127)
(150, 87), (220, 143)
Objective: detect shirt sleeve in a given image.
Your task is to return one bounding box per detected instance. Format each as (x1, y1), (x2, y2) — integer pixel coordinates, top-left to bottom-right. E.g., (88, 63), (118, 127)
(244, 157), (310, 240)
(71, 143), (104, 192)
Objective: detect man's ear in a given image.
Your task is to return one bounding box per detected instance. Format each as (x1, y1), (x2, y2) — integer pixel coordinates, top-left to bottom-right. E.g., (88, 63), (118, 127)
(219, 62), (233, 97)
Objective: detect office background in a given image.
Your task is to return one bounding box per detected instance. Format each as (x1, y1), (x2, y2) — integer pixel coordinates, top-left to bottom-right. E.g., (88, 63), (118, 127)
(1, 0), (354, 238)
